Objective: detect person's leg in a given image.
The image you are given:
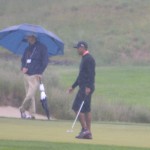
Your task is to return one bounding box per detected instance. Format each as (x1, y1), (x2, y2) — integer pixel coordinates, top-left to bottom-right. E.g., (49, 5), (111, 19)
(28, 75), (39, 118)
(77, 112), (87, 130)
(82, 93), (93, 139)
(72, 89), (86, 136)
(76, 111), (92, 139)
(24, 74), (29, 94)
(28, 97), (36, 118)
(84, 92), (93, 130)
(20, 75), (30, 115)
(85, 112), (92, 132)
(20, 75), (39, 118)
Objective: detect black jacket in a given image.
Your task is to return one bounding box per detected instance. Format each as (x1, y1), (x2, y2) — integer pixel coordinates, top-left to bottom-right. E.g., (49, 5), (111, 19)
(21, 41), (49, 75)
(72, 53), (95, 90)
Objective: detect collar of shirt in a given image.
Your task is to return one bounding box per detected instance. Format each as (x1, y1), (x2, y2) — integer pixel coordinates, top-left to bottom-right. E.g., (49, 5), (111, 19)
(82, 50), (89, 56)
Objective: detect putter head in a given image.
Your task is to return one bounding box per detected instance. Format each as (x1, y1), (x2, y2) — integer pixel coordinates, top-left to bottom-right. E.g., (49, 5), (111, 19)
(66, 129), (73, 133)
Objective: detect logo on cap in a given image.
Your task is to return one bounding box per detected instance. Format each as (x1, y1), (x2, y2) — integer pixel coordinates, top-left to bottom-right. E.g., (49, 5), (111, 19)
(74, 41), (88, 49)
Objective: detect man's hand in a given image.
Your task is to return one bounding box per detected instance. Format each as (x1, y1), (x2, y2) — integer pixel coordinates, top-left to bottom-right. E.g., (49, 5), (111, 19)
(36, 75), (42, 80)
(22, 67), (28, 74)
(67, 87), (74, 94)
(85, 87), (91, 95)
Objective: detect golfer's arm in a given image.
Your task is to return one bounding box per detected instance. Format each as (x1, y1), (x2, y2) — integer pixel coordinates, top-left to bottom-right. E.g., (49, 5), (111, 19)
(86, 61), (95, 89)
(72, 77), (79, 89)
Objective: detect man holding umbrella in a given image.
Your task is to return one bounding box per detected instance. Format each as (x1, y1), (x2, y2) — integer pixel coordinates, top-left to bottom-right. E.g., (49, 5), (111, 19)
(0, 24), (64, 120)
(19, 33), (49, 119)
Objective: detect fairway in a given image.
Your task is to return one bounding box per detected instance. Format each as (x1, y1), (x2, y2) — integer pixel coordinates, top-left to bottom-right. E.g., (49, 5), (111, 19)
(0, 118), (150, 149)
(59, 66), (150, 107)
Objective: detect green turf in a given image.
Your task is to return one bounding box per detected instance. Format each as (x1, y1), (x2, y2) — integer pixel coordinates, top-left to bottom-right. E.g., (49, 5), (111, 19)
(58, 66), (150, 107)
(0, 118), (150, 149)
(0, 0), (150, 122)
(0, 140), (149, 150)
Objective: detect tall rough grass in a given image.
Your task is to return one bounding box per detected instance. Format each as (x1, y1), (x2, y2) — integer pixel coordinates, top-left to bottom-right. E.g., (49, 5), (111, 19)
(0, 58), (150, 123)
(92, 96), (150, 123)
(0, 57), (74, 119)
(0, 58), (25, 107)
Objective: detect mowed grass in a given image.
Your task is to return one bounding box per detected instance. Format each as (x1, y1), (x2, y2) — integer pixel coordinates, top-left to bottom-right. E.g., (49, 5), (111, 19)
(57, 66), (150, 107)
(0, 141), (149, 150)
(0, 118), (150, 149)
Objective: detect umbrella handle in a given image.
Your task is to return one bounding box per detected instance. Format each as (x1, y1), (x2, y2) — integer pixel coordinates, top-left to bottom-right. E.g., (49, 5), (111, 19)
(41, 91), (46, 99)
(39, 77), (44, 84)
(39, 84), (45, 91)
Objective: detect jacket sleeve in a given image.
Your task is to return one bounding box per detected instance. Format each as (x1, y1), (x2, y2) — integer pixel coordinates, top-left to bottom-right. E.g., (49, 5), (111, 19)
(86, 58), (95, 88)
(38, 45), (49, 74)
(72, 76), (79, 89)
(21, 49), (27, 69)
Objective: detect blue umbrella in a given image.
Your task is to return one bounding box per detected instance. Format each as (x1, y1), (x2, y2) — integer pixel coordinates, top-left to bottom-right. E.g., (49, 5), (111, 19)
(0, 23), (64, 56)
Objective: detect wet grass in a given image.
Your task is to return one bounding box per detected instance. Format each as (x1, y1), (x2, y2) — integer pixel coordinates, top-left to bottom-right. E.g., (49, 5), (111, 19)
(0, 118), (150, 149)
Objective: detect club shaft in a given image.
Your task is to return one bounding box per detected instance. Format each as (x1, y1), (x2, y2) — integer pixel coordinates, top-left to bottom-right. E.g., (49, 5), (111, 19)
(71, 101), (84, 130)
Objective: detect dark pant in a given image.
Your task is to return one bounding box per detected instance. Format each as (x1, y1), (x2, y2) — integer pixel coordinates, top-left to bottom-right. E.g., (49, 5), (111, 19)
(72, 87), (94, 113)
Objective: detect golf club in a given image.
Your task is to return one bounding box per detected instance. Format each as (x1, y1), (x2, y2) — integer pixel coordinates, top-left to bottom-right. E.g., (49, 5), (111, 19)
(66, 100), (85, 133)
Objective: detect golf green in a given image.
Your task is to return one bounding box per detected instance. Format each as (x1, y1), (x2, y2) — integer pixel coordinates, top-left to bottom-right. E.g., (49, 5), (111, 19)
(0, 118), (150, 148)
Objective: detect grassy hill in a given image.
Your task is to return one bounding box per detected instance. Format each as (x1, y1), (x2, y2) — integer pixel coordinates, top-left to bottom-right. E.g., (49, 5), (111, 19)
(1, 0), (150, 65)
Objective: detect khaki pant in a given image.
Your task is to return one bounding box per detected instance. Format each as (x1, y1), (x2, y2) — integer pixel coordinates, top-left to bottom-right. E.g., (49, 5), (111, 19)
(20, 74), (40, 117)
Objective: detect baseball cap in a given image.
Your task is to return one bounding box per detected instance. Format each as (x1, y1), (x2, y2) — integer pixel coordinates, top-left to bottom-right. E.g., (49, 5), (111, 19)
(73, 41), (88, 49)
(25, 32), (37, 38)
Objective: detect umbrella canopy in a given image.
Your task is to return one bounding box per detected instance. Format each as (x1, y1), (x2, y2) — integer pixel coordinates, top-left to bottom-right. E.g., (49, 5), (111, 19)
(0, 23), (64, 56)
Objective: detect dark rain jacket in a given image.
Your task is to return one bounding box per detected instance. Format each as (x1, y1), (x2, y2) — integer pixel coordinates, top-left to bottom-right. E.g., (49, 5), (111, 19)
(21, 41), (49, 75)
(72, 53), (95, 90)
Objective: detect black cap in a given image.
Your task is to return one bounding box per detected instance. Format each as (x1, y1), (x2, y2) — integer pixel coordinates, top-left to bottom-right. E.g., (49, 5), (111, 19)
(73, 41), (88, 49)
(25, 32), (37, 38)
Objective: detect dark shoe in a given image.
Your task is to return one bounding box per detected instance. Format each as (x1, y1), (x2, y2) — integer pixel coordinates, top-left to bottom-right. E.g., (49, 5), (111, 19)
(31, 116), (35, 120)
(26, 115), (36, 120)
(75, 128), (90, 139)
(84, 132), (93, 139)
(75, 128), (84, 138)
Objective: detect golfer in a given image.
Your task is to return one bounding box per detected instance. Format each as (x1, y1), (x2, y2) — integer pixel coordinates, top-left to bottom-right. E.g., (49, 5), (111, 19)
(19, 33), (49, 119)
(68, 41), (95, 139)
